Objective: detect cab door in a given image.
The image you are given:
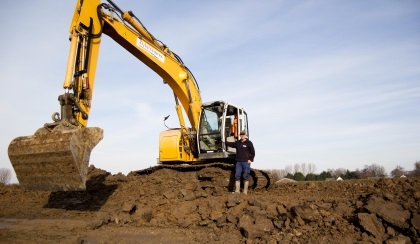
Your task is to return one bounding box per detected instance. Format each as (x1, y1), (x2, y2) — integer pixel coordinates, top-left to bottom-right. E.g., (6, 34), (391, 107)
(238, 108), (249, 137)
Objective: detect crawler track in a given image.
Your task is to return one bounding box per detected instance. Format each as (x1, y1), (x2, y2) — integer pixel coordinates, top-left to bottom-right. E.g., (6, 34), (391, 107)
(129, 162), (274, 191)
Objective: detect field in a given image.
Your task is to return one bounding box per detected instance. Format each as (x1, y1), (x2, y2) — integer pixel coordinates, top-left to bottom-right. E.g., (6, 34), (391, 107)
(0, 165), (419, 243)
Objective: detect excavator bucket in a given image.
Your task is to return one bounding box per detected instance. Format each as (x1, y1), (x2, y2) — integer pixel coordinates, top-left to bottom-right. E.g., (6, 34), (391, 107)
(8, 126), (103, 191)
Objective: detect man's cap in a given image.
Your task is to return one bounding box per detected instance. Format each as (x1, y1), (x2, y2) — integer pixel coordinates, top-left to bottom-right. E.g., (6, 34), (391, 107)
(240, 130), (246, 135)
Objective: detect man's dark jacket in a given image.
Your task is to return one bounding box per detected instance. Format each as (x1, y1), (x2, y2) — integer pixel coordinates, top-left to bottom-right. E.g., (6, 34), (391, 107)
(225, 139), (255, 162)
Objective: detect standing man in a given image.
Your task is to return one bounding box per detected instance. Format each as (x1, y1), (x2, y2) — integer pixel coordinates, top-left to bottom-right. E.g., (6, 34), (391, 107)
(224, 130), (255, 194)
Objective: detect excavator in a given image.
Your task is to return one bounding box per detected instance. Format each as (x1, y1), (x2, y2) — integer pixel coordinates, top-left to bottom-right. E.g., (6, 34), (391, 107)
(8, 0), (273, 191)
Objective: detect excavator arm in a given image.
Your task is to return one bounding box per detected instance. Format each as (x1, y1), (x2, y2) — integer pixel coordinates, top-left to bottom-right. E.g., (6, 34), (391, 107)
(65, 0), (202, 130)
(8, 0), (203, 191)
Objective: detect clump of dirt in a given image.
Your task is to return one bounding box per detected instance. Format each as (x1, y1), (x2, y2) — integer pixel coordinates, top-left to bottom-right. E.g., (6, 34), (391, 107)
(0, 165), (419, 243)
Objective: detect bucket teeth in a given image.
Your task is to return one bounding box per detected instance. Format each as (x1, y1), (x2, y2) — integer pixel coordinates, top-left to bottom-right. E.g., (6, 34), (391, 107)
(8, 127), (103, 191)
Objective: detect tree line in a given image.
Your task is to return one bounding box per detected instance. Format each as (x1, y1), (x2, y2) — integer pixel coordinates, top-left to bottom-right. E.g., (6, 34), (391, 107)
(1, 161), (419, 185)
(267, 161), (420, 182)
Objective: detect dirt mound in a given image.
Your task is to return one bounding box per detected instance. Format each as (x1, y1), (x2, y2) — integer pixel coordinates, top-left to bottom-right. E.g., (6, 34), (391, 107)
(0, 165), (419, 243)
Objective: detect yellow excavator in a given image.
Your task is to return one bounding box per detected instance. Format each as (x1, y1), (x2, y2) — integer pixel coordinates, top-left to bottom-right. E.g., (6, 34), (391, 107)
(8, 0), (273, 191)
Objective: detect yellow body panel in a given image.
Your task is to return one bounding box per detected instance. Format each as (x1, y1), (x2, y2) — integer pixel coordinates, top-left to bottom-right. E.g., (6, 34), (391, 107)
(159, 130), (182, 161)
(159, 130), (197, 162)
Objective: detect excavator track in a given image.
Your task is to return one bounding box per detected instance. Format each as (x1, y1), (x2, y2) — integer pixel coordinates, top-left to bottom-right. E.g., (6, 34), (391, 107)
(129, 162), (274, 192)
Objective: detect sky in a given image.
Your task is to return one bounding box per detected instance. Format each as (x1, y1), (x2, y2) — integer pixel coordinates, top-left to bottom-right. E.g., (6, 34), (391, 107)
(1, 0), (419, 183)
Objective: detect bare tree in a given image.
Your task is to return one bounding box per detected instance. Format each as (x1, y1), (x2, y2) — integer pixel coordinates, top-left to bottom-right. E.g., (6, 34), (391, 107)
(355, 166), (374, 179)
(0, 168), (12, 185)
(357, 164), (387, 178)
(333, 168), (347, 178)
(370, 163), (387, 177)
(277, 169), (287, 179)
(284, 164), (293, 175)
(300, 163), (307, 176)
(267, 169), (287, 181)
(390, 165), (405, 178)
(293, 163), (301, 174)
(413, 161), (420, 177)
(307, 163), (317, 174)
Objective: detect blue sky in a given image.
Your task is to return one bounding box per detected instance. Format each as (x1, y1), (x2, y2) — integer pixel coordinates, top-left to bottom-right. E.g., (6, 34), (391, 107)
(1, 0), (419, 183)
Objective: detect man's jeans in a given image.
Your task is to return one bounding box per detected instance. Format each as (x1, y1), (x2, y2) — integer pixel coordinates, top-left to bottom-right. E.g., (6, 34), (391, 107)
(235, 161), (250, 181)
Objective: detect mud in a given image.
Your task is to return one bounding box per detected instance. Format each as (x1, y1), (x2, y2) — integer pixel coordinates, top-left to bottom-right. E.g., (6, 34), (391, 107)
(0, 165), (419, 243)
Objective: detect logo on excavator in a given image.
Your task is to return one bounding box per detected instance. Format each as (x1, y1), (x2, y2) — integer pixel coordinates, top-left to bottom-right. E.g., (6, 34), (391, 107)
(136, 38), (165, 63)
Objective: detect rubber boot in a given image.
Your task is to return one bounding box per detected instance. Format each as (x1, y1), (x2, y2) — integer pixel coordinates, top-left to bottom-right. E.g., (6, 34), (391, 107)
(243, 181), (249, 195)
(234, 180), (240, 193)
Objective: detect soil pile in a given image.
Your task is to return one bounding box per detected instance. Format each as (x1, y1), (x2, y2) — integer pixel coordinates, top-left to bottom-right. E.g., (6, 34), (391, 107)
(0, 165), (419, 243)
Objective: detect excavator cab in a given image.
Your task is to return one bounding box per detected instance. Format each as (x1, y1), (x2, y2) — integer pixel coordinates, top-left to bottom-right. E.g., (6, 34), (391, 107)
(158, 101), (248, 164)
(197, 101), (248, 161)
